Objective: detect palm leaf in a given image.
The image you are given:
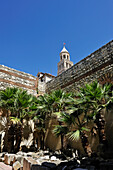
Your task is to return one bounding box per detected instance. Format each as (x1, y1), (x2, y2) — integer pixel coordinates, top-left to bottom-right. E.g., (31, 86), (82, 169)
(68, 130), (80, 141)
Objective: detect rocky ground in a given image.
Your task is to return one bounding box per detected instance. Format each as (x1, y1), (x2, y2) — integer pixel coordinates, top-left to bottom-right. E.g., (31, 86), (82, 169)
(0, 149), (113, 169)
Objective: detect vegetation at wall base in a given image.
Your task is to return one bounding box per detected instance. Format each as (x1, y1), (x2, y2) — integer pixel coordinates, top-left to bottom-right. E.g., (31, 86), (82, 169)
(0, 81), (113, 158)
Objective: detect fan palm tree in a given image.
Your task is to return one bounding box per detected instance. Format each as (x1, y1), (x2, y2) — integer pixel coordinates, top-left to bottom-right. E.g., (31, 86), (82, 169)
(52, 89), (73, 150)
(30, 93), (55, 150)
(31, 89), (73, 150)
(66, 95), (93, 157)
(52, 88), (90, 153)
(0, 87), (18, 152)
(53, 112), (73, 150)
(79, 81), (111, 148)
(0, 87), (36, 153)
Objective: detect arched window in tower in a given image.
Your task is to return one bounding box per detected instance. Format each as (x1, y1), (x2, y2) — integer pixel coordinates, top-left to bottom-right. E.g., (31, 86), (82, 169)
(63, 55), (66, 59)
(66, 63), (68, 68)
(58, 44), (73, 75)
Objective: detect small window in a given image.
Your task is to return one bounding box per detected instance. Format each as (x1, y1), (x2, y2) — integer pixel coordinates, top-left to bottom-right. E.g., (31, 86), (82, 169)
(41, 78), (44, 82)
(63, 55), (66, 59)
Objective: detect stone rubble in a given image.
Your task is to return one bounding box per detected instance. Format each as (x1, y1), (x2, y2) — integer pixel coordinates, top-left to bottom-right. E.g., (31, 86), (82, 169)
(0, 150), (113, 169)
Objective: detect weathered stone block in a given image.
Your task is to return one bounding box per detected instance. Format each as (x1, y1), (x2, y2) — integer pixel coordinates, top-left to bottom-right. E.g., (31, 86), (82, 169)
(12, 161), (22, 170)
(4, 153), (15, 165)
(23, 157), (39, 170)
(15, 155), (24, 165)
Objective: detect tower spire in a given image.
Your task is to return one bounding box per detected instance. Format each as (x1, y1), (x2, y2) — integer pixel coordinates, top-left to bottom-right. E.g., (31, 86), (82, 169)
(57, 44), (73, 75)
(63, 42), (66, 47)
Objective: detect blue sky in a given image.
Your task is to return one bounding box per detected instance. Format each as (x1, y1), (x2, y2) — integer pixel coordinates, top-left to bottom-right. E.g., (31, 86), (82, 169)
(0, 0), (113, 76)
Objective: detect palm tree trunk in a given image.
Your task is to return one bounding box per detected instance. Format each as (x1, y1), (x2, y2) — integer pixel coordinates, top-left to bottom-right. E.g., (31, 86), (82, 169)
(81, 131), (92, 157)
(95, 112), (108, 148)
(3, 122), (14, 153)
(59, 121), (64, 150)
(61, 134), (64, 150)
(14, 123), (22, 153)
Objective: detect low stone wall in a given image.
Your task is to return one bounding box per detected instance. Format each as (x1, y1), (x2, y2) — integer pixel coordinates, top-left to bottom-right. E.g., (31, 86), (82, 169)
(0, 65), (37, 95)
(46, 40), (113, 93)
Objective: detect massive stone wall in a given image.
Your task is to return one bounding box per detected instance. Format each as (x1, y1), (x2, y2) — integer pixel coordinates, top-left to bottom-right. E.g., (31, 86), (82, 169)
(0, 65), (37, 95)
(46, 40), (113, 93)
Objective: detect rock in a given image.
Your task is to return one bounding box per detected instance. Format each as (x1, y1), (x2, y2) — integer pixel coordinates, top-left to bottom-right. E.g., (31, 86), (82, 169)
(21, 145), (29, 152)
(86, 166), (95, 170)
(4, 153), (16, 165)
(54, 150), (61, 155)
(55, 154), (67, 160)
(0, 157), (3, 162)
(23, 157), (39, 170)
(16, 151), (27, 157)
(43, 156), (50, 160)
(15, 155), (24, 165)
(12, 161), (22, 170)
(27, 152), (39, 159)
(32, 165), (50, 170)
(42, 162), (57, 169)
(57, 161), (69, 170)
(77, 160), (81, 164)
(43, 150), (50, 155)
(63, 149), (73, 157)
(30, 164), (40, 170)
(0, 152), (7, 158)
(37, 150), (44, 156)
(36, 156), (50, 164)
(73, 153), (76, 158)
(50, 156), (57, 161)
(16, 151), (23, 155)
(29, 145), (37, 152)
(0, 157), (4, 162)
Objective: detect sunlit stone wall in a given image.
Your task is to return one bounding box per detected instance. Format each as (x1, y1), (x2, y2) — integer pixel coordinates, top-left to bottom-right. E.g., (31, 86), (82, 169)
(0, 65), (37, 95)
(46, 40), (113, 93)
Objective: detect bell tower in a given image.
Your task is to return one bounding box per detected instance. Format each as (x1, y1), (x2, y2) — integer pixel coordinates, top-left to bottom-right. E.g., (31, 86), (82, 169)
(57, 43), (73, 75)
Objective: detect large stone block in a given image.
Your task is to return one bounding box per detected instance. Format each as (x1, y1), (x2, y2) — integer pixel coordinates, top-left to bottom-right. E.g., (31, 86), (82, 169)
(4, 153), (16, 165)
(12, 161), (22, 170)
(15, 155), (24, 165)
(23, 157), (39, 170)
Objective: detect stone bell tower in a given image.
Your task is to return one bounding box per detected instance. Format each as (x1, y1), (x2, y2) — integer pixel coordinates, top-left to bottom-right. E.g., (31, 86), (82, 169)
(57, 43), (73, 75)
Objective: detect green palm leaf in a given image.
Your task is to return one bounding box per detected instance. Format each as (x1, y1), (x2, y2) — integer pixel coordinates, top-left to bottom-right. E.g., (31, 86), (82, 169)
(68, 130), (80, 141)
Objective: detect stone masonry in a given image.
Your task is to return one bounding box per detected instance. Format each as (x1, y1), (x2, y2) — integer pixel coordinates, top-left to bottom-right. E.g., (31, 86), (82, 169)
(0, 65), (37, 95)
(46, 40), (113, 93)
(1, 40), (113, 95)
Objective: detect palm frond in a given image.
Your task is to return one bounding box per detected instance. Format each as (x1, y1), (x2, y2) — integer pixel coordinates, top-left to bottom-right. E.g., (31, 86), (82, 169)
(68, 130), (80, 141)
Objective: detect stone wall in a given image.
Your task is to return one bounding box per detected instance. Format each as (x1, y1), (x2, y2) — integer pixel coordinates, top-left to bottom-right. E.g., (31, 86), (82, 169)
(46, 40), (113, 93)
(0, 65), (37, 95)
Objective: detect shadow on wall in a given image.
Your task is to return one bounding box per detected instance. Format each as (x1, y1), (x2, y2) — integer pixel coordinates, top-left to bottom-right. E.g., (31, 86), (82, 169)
(44, 118), (61, 150)
(44, 118), (99, 154)
(105, 106), (113, 150)
(0, 108), (113, 153)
